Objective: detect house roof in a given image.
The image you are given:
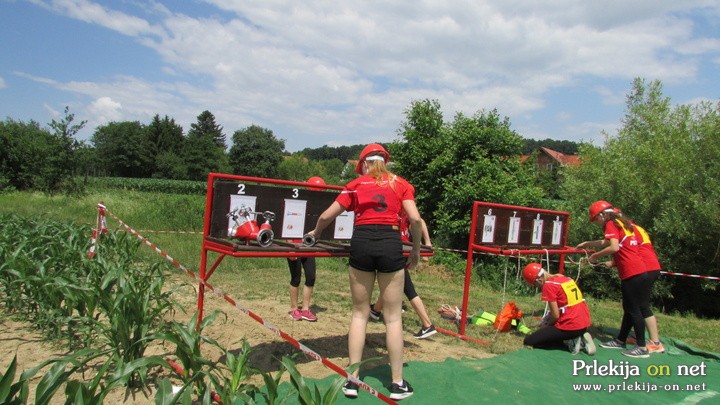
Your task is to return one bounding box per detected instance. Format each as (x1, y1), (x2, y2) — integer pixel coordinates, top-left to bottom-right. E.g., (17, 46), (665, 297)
(539, 147), (581, 166)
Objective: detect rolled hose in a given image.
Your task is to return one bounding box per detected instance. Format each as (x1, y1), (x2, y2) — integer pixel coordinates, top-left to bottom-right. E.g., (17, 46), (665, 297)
(302, 233), (317, 247)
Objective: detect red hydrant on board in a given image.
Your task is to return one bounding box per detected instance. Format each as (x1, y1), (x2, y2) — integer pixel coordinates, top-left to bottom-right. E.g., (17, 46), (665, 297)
(227, 207), (276, 247)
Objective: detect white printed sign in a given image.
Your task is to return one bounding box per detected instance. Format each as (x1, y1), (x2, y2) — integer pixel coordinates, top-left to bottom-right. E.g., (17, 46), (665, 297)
(507, 215), (521, 244)
(282, 199), (307, 238)
(228, 195), (258, 233)
(552, 217), (563, 245)
(531, 214), (544, 245)
(482, 209), (496, 243)
(334, 212), (354, 239)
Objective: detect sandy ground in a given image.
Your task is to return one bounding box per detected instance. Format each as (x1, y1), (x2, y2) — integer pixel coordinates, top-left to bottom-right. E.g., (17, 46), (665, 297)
(1, 281), (494, 404)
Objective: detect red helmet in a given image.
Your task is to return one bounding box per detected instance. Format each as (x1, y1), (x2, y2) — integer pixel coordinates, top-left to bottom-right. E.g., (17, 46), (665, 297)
(522, 263), (545, 286)
(307, 176), (326, 191)
(588, 200), (613, 222)
(355, 143), (390, 174)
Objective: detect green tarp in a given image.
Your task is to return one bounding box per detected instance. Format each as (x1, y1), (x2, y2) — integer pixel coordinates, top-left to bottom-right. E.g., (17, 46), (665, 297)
(259, 336), (719, 404)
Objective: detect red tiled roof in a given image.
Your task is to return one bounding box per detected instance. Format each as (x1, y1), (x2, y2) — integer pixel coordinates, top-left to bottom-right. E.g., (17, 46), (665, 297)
(540, 147), (580, 166)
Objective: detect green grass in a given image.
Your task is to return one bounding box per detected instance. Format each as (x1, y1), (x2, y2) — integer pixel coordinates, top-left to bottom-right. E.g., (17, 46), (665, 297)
(1, 188), (718, 355)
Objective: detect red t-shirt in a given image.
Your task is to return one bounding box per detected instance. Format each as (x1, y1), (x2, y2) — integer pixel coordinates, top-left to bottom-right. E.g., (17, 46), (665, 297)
(632, 223), (662, 271)
(604, 220), (645, 280)
(335, 174), (415, 226)
(542, 274), (591, 331)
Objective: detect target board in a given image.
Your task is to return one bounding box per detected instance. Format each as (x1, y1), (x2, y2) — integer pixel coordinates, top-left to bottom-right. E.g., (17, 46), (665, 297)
(202, 173), (351, 253)
(470, 201), (571, 251)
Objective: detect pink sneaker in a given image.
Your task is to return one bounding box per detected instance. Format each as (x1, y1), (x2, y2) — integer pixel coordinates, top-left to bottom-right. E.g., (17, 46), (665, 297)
(289, 308), (302, 321)
(300, 309), (317, 322)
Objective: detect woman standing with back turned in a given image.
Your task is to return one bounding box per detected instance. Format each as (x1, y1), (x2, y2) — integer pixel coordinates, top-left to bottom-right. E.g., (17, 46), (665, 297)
(305, 143), (421, 400)
(576, 200), (649, 358)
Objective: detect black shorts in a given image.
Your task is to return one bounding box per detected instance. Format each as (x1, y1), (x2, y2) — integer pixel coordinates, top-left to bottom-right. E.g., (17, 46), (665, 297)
(349, 225), (405, 273)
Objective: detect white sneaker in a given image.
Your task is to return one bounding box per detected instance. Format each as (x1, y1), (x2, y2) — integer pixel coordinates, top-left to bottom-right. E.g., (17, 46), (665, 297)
(582, 332), (596, 355)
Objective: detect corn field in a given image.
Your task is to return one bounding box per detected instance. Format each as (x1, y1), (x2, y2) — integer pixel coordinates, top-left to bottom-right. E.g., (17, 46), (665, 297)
(0, 213), (342, 404)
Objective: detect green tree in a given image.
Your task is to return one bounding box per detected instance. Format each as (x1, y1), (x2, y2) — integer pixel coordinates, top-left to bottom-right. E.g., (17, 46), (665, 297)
(560, 78), (720, 315)
(43, 106), (87, 193)
(392, 99), (543, 249)
(228, 125), (285, 178)
(92, 121), (153, 178)
(147, 114), (185, 154)
(277, 154), (315, 181)
(316, 158), (344, 186)
(74, 143), (97, 181)
(146, 114), (185, 178)
(0, 118), (55, 190)
(276, 154), (344, 185)
(300, 144), (364, 162)
(523, 138), (579, 155)
(183, 111), (228, 180)
(189, 110), (226, 150)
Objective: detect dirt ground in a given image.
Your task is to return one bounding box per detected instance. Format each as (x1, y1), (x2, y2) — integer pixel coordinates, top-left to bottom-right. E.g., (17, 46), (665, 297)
(1, 281), (495, 404)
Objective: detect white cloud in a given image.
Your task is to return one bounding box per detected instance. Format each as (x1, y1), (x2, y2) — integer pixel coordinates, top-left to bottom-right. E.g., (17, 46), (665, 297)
(31, 0), (165, 37)
(0, 76), (5, 89)
(88, 96), (123, 123)
(14, 1), (720, 149)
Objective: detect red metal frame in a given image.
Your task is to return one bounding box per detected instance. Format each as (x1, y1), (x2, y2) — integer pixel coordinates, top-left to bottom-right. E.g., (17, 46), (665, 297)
(457, 201), (585, 336)
(198, 173), (348, 323)
(198, 172), (432, 325)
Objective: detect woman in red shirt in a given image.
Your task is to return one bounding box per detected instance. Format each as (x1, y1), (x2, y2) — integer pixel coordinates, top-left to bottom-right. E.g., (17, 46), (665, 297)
(305, 143), (421, 400)
(522, 263), (595, 355)
(576, 200), (649, 358)
(615, 208), (665, 354)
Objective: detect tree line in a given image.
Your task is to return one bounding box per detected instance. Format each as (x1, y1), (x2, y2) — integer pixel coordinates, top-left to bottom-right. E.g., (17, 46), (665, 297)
(2, 78), (718, 316)
(0, 106), (576, 193)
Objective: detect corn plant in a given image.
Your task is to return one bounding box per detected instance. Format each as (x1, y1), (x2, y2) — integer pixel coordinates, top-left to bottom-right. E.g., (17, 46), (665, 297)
(207, 339), (265, 405)
(0, 355), (36, 405)
(0, 350), (97, 405)
(87, 233), (180, 386)
(0, 215), (95, 340)
(151, 310), (227, 394)
(254, 365), (289, 405)
(280, 356), (367, 405)
(65, 355), (170, 405)
(0, 214), (182, 397)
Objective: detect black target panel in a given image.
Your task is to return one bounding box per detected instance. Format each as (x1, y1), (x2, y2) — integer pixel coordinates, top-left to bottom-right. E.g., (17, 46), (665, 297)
(471, 203), (570, 249)
(208, 179), (344, 241)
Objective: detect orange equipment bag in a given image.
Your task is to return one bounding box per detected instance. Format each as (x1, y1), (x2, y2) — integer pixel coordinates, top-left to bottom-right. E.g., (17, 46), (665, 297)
(494, 301), (523, 332)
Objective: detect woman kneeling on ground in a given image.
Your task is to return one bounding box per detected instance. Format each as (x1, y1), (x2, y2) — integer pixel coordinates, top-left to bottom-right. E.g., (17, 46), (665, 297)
(522, 263), (596, 355)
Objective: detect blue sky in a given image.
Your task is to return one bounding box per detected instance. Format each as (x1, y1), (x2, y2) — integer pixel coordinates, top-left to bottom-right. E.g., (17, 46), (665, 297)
(1, 1), (719, 152)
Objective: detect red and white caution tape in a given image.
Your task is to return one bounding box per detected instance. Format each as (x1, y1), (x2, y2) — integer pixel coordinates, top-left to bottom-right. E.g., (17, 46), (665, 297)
(87, 203), (108, 258)
(96, 205), (399, 405)
(135, 230), (203, 235)
(660, 271), (720, 281)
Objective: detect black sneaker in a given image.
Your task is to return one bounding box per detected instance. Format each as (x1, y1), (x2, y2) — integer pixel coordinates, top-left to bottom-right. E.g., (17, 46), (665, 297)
(369, 304), (381, 321)
(389, 380), (414, 400)
(413, 324), (437, 339)
(599, 338), (626, 349)
(622, 345), (650, 359)
(342, 381), (359, 398)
